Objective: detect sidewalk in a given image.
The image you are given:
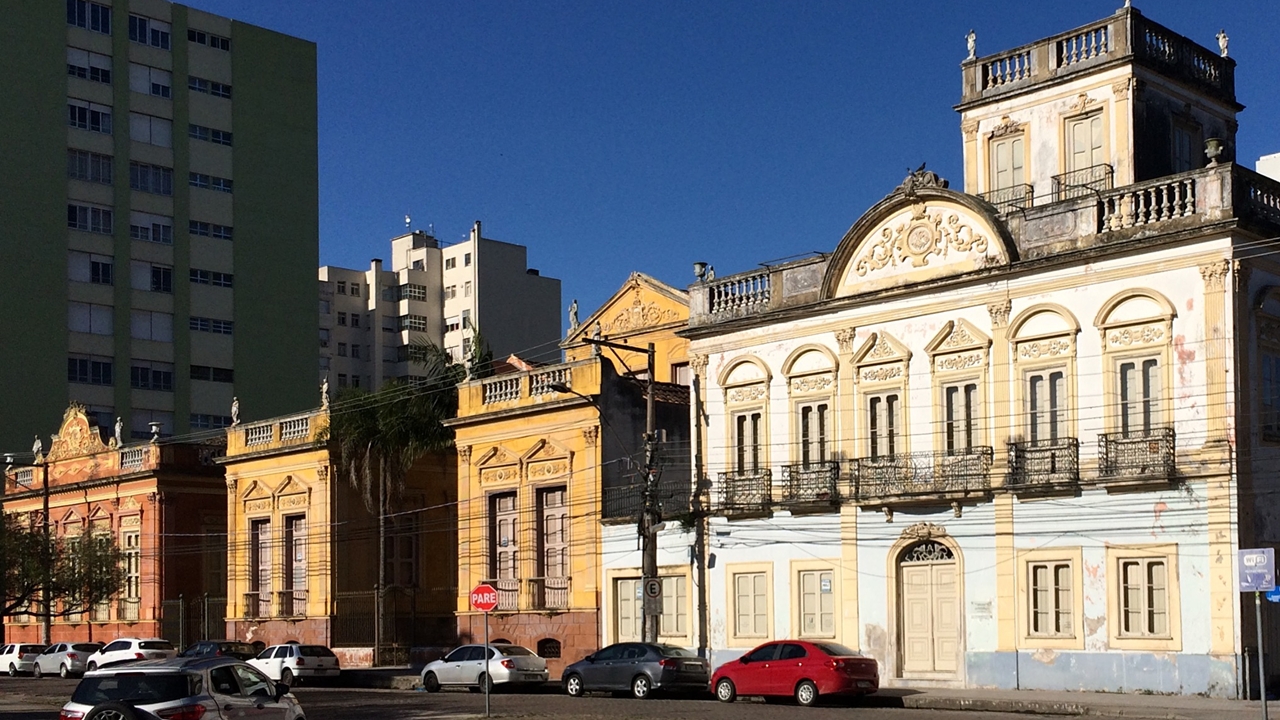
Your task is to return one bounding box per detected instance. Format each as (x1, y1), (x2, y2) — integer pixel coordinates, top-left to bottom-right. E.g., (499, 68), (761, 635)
(866, 686), (1271, 720)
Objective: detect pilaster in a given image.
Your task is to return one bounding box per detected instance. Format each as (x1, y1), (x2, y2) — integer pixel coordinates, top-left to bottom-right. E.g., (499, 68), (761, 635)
(1200, 259), (1235, 656)
(988, 300), (1016, 651)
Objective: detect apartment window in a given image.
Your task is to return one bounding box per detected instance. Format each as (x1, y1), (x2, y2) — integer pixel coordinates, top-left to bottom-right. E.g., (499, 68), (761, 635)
(798, 402), (829, 467)
(538, 488), (567, 580)
(350, 344), (361, 359)
(351, 284), (360, 297)
(284, 515), (306, 607)
(336, 281), (347, 295)
(944, 383), (978, 453)
(660, 576), (688, 637)
(130, 113), (172, 147)
(350, 314), (360, 328)
(464, 281), (472, 297)
(351, 375), (361, 388)
(1029, 561), (1073, 637)
(735, 411), (762, 472)
(190, 172), (232, 193)
(1027, 370), (1068, 444)
(444, 257), (456, 270)
(445, 317), (460, 333)
(131, 310), (174, 341)
(1119, 358), (1161, 437)
(190, 365), (233, 383)
(67, 149), (113, 184)
(336, 312), (347, 326)
(68, 99), (112, 133)
(444, 285), (456, 300)
(1119, 558), (1168, 637)
(337, 374), (348, 388)
(318, 329), (330, 348)
(382, 516), (417, 588)
(129, 64), (172, 98)
(189, 220), (233, 240)
(991, 136), (1025, 191)
(130, 212), (173, 244)
(190, 414), (233, 430)
(128, 15), (171, 50)
(68, 251), (113, 285)
(400, 315), (428, 332)
(132, 261), (173, 293)
(616, 579), (642, 642)
(130, 361), (175, 391)
(464, 253), (472, 267)
(67, 203), (112, 234)
(188, 76), (232, 99)
(130, 162), (174, 196)
(337, 342), (347, 357)
(1066, 112), (1104, 173)
(188, 28), (230, 51)
(319, 300), (331, 315)
(798, 569), (834, 637)
(122, 531), (140, 601)
(190, 316), (234, 335)
(68, 302), (113, 335)
(1263, 352), (1280, 439)
(190, 268), (233, 287)
(249, 519), (270, 610)
(68, 0), (112, 34)
(67, 47), (111, 84)
(734, 572), (768, 637)
(868, 393), (900, 458)
(67, 355), (113, 385)
(461, 310), (472, 329)
(491, 493), (518, 580)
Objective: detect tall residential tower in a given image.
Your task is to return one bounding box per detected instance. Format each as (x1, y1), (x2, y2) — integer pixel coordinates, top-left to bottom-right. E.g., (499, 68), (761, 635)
(0, 0), (318, 448)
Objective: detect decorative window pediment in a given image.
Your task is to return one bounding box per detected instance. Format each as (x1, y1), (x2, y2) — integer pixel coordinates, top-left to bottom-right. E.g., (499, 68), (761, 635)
(926, 320), (990, 374)
(852, 332), (911, 384)
(521, 438), (573, 463)
(475, 445), (519, 468)
(1094, 290), (1176, 349)
(783, 345), (837, 395)
(477, 445), (520, 484)
(722, 356), (771, 405)
(1012, 305), (1080, 364)
(522, 438), (573, 482)
(240, 479), (269, 501)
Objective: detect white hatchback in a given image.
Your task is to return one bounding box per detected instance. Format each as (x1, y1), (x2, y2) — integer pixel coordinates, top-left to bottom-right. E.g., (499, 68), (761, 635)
(248, 643), (340, 686)
(420, 644), (548, 692)
(86, 638), (177, 671)
(0, 643), (46, 676)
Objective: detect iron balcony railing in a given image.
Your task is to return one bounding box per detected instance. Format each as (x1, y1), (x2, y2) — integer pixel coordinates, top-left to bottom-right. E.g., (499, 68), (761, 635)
(1098, 427), (1176, 481)
(980, 184), (1034, 214)
(274, 590), (307, 617)
(780, 462), (840, 508)
(481, 578), (519, 612)
(852, 448), (994, 502)
(528, 577), (570, 611)
(715, 469), (772, 516)
(242, 591), (270, 619)
(1008, 438), (1080, 489)
(1051, 163), (1114, 202)
(117, 598), (140, 622)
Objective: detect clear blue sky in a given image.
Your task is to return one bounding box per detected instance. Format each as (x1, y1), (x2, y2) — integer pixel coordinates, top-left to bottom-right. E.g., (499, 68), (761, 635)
(191, 0), (1278, 324)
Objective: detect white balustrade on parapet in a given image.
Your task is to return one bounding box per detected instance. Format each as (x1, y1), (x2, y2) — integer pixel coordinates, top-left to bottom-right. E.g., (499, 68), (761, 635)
(120, 447), (146, 470)
(1056, 24), (1108, 67)
(280, 416), (310, 442)
(982, 49), (1032, 90)
(530, 367), (570, 397)
(482, 376), (522, 404)
(244, 423), (274, 447)
(1102, 177), (1197, 231)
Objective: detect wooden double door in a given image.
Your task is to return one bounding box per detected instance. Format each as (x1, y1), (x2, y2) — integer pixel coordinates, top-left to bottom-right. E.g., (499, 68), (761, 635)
(898, 541), (960, 676)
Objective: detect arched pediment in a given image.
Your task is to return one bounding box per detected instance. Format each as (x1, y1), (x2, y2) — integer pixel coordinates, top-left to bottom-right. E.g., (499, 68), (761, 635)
(852, 331), (912, 366)
(1011, 304), (1081, 339)
(782, 345), (838, 377)
(925, 319), (990, 356)
(718, 356), (771, 388)
(1094, 289), (1177, 328)
(822, 185), (1015, 299)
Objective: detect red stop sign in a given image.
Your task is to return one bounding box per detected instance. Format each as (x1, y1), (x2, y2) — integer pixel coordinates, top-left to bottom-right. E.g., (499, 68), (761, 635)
(470, 583), (499, 613)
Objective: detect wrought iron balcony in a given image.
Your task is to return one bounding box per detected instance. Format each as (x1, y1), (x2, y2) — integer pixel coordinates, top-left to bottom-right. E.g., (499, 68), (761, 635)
(715, 469), (772, 517)
(980, 184), (1034, 214)
(481, 578), (519, 612)
(1008, 439), (1080, 490)
(242, 591), (270, 619)
(274, 590), (307, 617)
(1097, 427), (1176, 482)
(528, 577), (570, 611)
(780, 462), (840, 509)
(1051, 163), (1114, 202)
(852, 448), (994, 503)
(117, 598), (140, 622)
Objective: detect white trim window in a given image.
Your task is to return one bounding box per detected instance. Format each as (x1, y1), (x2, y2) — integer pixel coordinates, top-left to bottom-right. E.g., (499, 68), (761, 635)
(1028, 561), (1073, 637)
(734, 411), (763, 472)
(798, 401), (829, 467)
(868, 392), (900, 458)
(798, 569), (834, 637)
(1119, 557), (1168, 637)
(733, 572), (768, 638)
(1118, 358), (1161, 437)
(943, 382), (978, 453)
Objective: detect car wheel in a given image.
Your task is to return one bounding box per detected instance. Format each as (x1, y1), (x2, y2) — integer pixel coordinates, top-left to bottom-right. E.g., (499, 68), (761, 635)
(86, 701), (142, 720)
(564, 673), (584, 697)
(7, 663), (16, 677)
(422, 671), (440, 693)
(631, 675), (652, 700)
(280, 668), (294, 686)
(795, 680), (818, 707)
(477, 673), (494, 693)
(715, 678), (736, 703)
(60, 664), (70, 679)
(32, 664), (42, 679)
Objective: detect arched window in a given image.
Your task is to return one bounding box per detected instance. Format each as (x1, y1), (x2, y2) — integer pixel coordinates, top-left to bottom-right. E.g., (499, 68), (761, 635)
(536, 638), (561, 658)
(900, 540), (955, 563)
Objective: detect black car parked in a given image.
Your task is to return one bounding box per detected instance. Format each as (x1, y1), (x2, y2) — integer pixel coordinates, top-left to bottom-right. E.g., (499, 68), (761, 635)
(562, 643), (709, 699)
(179, 640), (259, 662)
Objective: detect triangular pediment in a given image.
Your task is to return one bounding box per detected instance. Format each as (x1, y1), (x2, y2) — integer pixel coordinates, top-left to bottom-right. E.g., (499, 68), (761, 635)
(926, 319), (991, 356)
(46, 404), (110, 462)
(475, 445), (520, 468)
(60, 509), (83, 525)
(241, 479), (270, 500)
(87, 506), (110, 521)
(521, 438), (573, 462)
(275, 475), (308, 496)
(563, 272), (689, 348)
(852, 332), (912, 366)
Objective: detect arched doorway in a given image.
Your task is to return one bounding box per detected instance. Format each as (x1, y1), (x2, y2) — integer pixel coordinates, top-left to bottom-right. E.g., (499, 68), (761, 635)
(897, 539), (960, 677)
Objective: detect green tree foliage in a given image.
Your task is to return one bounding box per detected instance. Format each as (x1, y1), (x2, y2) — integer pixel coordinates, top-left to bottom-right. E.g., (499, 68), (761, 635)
(0, 514), (45, 616)
(51, 533), (126, 617)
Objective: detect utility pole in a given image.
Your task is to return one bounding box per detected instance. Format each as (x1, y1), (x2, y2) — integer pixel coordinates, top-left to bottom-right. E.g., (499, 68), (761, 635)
(41, 460), (51, 645)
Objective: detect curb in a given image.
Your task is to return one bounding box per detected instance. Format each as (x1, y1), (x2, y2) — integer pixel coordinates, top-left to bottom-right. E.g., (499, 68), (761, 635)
(889, 695), (1195, 720)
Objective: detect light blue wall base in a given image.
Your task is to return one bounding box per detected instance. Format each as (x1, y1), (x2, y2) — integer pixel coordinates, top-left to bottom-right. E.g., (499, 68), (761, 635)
(967, 651), (1240, 698)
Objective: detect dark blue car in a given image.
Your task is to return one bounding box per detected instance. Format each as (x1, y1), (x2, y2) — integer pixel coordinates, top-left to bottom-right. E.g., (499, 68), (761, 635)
(562, 643), (709, 699)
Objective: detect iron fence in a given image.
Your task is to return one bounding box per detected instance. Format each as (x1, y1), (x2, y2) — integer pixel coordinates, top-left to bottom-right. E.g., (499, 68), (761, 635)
(714, 469), (772, 516)
(1051, 163), (1114, 201)
(852, 448), (993, 502)
(780, 462), (840, 508)
(159, 594), (226, 648)
(1008, 438), (1080, 489)
(1097, 427), (1176, 481)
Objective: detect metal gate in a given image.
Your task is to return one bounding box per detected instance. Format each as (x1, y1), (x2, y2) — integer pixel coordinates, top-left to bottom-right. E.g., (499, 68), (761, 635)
(160, 595), (227, 648)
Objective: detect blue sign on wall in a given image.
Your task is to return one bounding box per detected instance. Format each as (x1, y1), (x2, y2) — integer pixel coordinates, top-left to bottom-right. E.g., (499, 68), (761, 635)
(1266, 588), (1280, 603)
(1239, 548), (1276, 592)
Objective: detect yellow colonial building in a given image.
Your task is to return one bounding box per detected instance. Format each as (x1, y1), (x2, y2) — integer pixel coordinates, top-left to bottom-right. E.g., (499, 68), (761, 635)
(447, 273), (691, 677)
(221, 407), (456, 666)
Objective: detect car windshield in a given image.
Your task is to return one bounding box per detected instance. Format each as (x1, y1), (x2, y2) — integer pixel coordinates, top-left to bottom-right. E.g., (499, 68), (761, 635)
(222, 643), (256, 655)
(299, 646), (335, 657)
(73, 644), (103, 652)
(497, 646), (534, 656)
(20, 645), (45, 653)
(72, 673), (195, 705)
(812, 642), (860, 657)
(656, 645), (697, 658)
(139, 641), (174, 651)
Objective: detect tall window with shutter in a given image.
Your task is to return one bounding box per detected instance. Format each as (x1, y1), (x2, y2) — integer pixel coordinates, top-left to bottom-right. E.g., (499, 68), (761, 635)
(991, 136), (1024, 190)
(868, 393), (900, 459)
(798, 569), (834, 637)
(1118, 358), (1161, 437)
(1027, 370), (1068, 444)
(1066, 113), (1104, 172)
(734, 572), (769, 638)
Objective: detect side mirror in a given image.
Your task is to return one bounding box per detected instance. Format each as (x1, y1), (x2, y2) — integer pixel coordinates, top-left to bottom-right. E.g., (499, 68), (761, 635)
(738, 656), (750, 665)
(274, 683), (290, 700)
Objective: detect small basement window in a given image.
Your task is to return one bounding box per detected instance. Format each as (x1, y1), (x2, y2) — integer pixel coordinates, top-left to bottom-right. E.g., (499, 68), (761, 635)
(537, 638), (561, 659)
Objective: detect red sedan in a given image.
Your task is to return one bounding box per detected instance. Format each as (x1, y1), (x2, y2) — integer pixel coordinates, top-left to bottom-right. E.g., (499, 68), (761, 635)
(711, 640), (878, 706)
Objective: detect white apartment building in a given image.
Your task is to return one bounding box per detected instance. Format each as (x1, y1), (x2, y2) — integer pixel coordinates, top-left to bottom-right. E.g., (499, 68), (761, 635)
(320, 221), (561, 389)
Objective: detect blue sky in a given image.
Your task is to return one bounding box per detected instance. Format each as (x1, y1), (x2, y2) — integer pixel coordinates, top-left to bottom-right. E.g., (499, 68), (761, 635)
(190, 0), (1278, 324)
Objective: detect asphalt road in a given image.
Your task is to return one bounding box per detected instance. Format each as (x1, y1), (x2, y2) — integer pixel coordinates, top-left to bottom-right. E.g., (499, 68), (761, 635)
(0, 677), (1059, 720)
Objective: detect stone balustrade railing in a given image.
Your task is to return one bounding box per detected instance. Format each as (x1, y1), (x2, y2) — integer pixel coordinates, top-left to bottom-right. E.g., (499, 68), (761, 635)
(280, 416), (310, 441)
(120, 447), (147, 470)
(244, 423), (274, 447)
(1102, 176), (1196, 231)
(530, 367), (571, 397)
(708, 270), (771, 319)
(481, 376), (521, 405)
(982, 48), (1032, 91)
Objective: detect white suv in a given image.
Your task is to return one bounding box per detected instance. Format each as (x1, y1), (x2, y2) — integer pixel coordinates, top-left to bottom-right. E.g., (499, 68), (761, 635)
(86, 638), (177, 671)
(248, 643), (340, 685)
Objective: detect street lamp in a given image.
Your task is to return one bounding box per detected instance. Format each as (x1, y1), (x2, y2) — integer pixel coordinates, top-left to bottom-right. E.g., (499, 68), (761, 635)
(5, 450), (52, 644)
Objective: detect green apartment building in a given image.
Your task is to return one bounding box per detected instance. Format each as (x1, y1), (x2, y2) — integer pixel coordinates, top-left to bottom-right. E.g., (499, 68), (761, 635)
(0, 0), (318, 449)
